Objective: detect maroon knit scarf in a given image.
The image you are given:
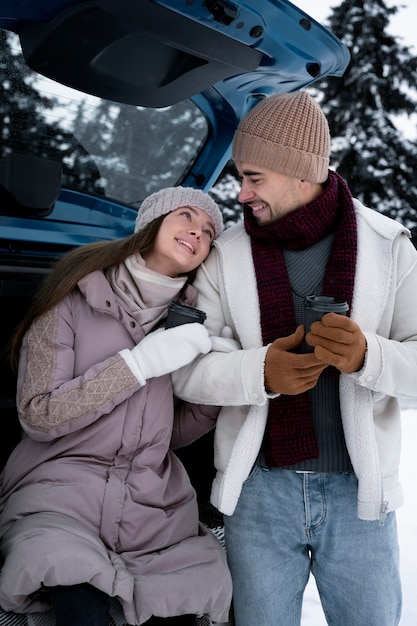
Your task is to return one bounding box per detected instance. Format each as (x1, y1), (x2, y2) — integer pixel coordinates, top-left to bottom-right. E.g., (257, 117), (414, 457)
(244, 170), (357, 467)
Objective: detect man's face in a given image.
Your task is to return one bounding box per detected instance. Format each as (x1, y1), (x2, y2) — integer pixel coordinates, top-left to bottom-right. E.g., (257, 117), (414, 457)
(235, 161), (319, 225)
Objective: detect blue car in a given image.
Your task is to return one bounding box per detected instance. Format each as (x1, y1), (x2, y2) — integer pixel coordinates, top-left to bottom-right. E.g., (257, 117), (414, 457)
(0, 2), (349, 624)
(0, 0), (349, 243)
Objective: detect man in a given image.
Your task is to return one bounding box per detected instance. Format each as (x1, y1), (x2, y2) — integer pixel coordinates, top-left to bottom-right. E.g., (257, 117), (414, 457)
(172, 91), (417, 626)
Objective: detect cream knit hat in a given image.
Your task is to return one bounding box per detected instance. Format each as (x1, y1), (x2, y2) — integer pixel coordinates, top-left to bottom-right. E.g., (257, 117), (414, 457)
(232, 91), (330, 183)
(135, 186), (223, 238)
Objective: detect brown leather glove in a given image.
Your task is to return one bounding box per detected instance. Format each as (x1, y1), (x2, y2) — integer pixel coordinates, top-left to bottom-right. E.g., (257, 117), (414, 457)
(264, 326), (328, 395)
(306, 312), (367, 373)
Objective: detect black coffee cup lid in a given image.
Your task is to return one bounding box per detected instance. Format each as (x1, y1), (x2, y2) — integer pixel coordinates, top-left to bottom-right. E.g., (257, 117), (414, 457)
(304, 295), (349, 313)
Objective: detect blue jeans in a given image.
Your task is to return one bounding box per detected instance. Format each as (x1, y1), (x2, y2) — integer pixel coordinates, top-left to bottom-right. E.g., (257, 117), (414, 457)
(224, 466), (401, 626)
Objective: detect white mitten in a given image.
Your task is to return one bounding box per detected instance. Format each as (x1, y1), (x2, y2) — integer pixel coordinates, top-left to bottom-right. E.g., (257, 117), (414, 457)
(211, 335), (241, 353)
(119, 323), (212, 385)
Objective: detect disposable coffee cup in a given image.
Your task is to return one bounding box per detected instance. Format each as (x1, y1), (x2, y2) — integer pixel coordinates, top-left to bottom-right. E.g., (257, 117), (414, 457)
(303, 295), (349, 351)
(165, 302), (207, 328)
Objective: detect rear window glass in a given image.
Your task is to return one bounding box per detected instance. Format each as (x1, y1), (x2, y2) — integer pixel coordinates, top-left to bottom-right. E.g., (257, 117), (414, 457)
(0, 31), (208, 209)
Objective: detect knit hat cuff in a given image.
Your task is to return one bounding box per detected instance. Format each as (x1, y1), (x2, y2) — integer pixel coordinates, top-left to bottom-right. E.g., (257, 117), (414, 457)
(135, 186), (223, 238)
(232, 132), (329, 184)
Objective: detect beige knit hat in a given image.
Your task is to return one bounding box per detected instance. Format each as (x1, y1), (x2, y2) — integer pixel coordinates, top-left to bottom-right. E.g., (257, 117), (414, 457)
(135, 186), (223, 238)
(232, 91), (330, 183)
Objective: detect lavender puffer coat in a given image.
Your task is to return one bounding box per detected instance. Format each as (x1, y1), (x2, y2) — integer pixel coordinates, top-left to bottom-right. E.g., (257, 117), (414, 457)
(0, 270), (232, 625)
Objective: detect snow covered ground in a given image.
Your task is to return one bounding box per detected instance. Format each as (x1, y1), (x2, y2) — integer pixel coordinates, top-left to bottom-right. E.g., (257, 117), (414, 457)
(301, 402), (417, 625)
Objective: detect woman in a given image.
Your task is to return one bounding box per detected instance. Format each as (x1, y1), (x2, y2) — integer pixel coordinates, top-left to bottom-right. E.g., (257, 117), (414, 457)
(0, 187), (232, 626)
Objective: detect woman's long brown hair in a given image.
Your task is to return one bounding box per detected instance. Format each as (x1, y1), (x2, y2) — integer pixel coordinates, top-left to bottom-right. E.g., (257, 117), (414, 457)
(9, 215), (198, 373)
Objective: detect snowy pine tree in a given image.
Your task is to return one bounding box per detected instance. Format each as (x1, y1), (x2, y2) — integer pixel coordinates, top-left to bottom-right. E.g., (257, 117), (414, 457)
(209, 163), (243, 228)
(213, 1), (417, 235)
(311, 0), (417, 229)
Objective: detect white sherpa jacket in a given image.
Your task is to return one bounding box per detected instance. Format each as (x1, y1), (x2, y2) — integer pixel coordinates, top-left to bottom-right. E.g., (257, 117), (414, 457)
(172, 200), (417, 522)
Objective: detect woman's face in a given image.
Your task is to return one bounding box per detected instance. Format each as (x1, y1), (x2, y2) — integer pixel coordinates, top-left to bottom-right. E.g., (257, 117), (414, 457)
(143, 206), (215, 277)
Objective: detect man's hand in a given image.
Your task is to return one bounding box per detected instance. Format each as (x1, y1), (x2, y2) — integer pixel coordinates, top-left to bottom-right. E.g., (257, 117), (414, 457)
(306, 312), (367, 373)
(264, 326), (328, 395)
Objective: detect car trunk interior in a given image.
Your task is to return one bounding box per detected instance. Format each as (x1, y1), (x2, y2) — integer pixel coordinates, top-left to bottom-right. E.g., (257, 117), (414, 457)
(0, 270), (43, 469)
